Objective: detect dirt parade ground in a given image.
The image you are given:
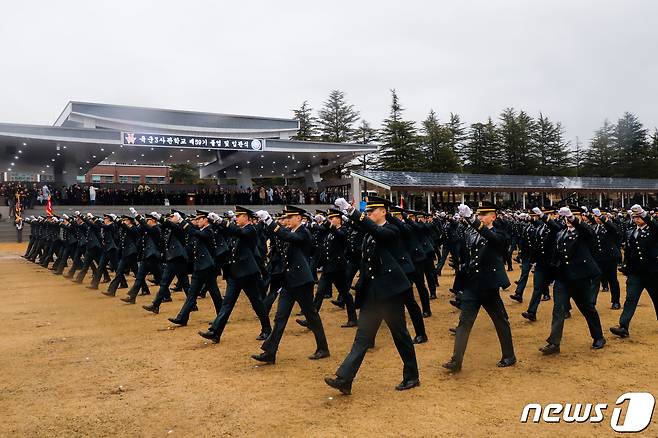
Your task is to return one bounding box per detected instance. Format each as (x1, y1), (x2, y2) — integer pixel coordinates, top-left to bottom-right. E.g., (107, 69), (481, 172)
(1, 242), (657, 437)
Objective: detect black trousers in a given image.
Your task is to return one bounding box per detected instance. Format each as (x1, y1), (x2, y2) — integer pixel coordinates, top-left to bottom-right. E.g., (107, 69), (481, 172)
(421, 257), (437, 296)
(547, 278), (603, 345)
(404, 275), (427, 338)
(175, 267), (222, 324)
(410, 267), (431, 314)
(209, 275), (271, 339)
(66, 245), (86, 276)
(452, 287), (515, 366)
(336, 291), (418, 382)
(593, 260), (621, 305)
(107, 254), (137, 295)
(74, 246), (101, 282)
(263, 272), (284, 315)
(90, 249), (116, 288)
(261, 282), (328, 355)
(127, 257), (162, 298)
(24, 236), (35, 257)
(152, 258), (190, 307)
(53, 243), (75, 274)
(314, 270), (357, 323)
(619, 273), (658, 330)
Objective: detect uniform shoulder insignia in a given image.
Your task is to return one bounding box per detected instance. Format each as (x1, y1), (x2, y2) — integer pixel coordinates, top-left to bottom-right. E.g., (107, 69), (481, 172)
(274, 225), (280, 233)
(360, 212), (366, 221)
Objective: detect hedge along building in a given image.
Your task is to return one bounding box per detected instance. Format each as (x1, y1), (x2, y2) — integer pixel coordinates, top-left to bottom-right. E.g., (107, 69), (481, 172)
(349, 170), (658, 211)
(0, 101), (377, 187)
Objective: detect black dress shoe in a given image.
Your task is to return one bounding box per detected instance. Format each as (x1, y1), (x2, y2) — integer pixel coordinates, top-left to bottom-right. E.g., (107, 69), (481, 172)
(564, 311), (571, 319)
(120, 296), (136, 304)
(509, 294), (523, 303)
(168, 317), (187, 326)
(497, 356), (517, 367)
(521, 312), (537, 322)
(422, 311), (432, 318)
(330, 299), (345, 309)
(172, 286), (183, 292)
(308, 350), (330, 360)
(142, 304), (159, 314)
(395, 379), (420, 391)
(442, 359), (462, 373)
(139, 290), (151, 296)
(198, 330), (219, 343)
(429, 294), (437, 300)
(102, 291), (116, 297)
(592, 338), (606, 349)
(541, 294), (551, 301)
(448, 327), (457, 334)
(251, 352), (275, 364)
(602, 287), (609, 292)
(191, 305), (198, 312)
(162, 296), (173, 303)
(295, 318), (309, 328)
(611, 302), (621, 310)
(256, 331), (270, 341)
(413, 334), (428, 344)
(449, 299), (461, 309)
(341, 320), (358, 328)
(324, 376), (352, 395)
(539, 343), (560, 355)
(610, 326), (629, 338)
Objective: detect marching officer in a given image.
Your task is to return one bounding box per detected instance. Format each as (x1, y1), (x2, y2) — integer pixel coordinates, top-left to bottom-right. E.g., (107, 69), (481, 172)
(610, 204), (658, 338)
(121, 211), (163, 304)
(538, 206), (605, 355)
(442, 202), (516, 373)
(588, 208), (621, 309)
(325, 197), (419, 394)
(197, 207), (271, 343)
(251, 205), (329, 364)
(168, 210), (223, 326)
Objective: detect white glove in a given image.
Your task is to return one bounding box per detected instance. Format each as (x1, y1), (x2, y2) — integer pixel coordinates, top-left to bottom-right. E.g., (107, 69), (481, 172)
(208, 212), (219, 222)
(129, 207), (138, 217)
(592, 208), (601, 217)
(151, 212), (162, 220)
(558, 206), (573, 218)
(453, 214), (461, 221)
(531, 207), (543, 217)
(86, 212), (93, 219)
(457, 204), (472, 218)
(171, 212), (182, 223)
(62, 214), (69, 220)
(334, 197), (351, 212)
(74, 210), (80, 216)
(342, 215), (349, 222)
(226, 210), (235, 219)
(255, 209), (270, 221)
(439, 212), (446, 218)
(581, 206), (588, 213)
(314, 214), (325, 223)
(631, 204), (646, 217)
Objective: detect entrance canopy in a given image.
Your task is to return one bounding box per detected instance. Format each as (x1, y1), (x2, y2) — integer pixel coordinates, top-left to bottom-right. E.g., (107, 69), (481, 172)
(1, 101), (377, 186)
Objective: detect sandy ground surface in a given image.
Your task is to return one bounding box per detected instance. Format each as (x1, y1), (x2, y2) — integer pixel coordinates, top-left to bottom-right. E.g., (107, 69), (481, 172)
(1, 241), (657, 437)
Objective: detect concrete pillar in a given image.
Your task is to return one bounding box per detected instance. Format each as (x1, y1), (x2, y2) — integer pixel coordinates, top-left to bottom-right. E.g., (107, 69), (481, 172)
(351, 176), (360, 204)
(643, 193), (647, 206)
(621, 192), (625, 208)
(599, 192), (603, 206)
(55, 160), (80, 186)
(427, 192), (431, 212)
(522, 192), (526, 210)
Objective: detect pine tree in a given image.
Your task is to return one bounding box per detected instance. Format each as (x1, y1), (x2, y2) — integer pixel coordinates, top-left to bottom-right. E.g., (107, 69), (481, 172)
(446, 113), (466, 162)
(419, 110), (460, 172)
(350, 120), (380, 170)
(581, 120), (616, 177)
(291, 101), (317, 141)
(317, 90), (360, 143)
(378, 90), (421, 171)
(614, 112), (648, 177)
(497, 108), (538, 174)
(463, 118), (503, 173)
(534, 114), (572, 175)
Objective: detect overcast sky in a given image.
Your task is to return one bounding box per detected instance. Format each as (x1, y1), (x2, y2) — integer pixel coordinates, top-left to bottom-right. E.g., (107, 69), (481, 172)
(1, 0), (657, 147)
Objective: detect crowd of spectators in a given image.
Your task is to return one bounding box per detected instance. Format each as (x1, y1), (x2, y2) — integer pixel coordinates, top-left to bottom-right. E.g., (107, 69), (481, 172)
(0, 182), (344, 209)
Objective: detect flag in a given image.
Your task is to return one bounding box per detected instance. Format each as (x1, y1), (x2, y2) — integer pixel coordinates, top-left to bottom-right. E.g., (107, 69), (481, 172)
(46, 195), (53, 216)
(400, 195), (405, 209)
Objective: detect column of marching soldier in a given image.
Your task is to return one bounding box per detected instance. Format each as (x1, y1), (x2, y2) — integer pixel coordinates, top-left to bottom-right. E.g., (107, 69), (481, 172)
(19, 197), (658, 395)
